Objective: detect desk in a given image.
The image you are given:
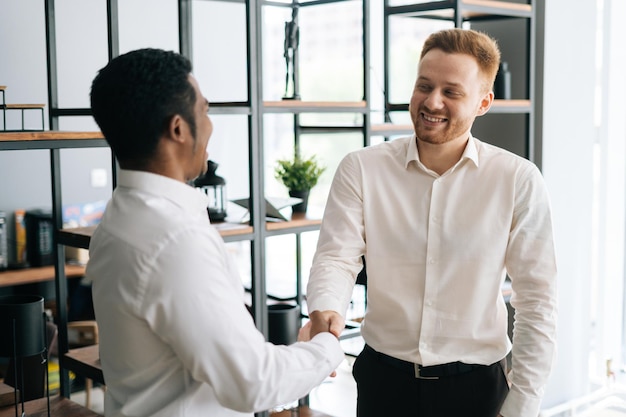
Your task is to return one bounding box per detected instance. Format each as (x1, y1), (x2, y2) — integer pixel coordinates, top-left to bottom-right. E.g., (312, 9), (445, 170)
(0, 383), (16, 408)
(0, 264), (85, 288)
(63, 345), (104, 385)
(0, 395), (101, 417)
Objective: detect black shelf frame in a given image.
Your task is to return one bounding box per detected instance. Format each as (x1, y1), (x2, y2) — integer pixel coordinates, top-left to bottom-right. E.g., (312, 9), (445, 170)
(37, 1), (372, 415)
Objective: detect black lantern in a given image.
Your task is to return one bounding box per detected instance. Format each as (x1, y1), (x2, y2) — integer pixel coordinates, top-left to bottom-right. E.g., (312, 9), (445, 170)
(194, 160), (227, 222)
(0, 295), (50, 417)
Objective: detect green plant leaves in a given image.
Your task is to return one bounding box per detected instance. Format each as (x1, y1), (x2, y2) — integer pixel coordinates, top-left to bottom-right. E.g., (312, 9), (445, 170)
(274, 153), (326, 191)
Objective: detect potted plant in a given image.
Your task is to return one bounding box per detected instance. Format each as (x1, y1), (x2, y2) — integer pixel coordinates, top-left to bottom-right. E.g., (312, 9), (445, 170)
(274, 151), (326, 213)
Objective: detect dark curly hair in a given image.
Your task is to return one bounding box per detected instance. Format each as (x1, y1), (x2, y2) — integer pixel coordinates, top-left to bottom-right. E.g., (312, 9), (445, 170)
(90, 48), (196, 164)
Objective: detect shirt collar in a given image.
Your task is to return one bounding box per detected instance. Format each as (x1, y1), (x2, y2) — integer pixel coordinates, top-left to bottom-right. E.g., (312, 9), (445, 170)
(405, 134), (480, 169)
(117, 169), (209, 216)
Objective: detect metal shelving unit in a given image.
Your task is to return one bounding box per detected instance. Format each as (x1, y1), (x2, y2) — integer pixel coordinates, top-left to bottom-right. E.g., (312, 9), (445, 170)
(31, 2), (370, 416)
(0, 131), (113, 414)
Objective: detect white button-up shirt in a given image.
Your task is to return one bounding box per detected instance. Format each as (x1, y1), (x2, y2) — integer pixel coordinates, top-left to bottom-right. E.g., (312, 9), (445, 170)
(307, 136), (557, 417)
(86, 170), (344, 417)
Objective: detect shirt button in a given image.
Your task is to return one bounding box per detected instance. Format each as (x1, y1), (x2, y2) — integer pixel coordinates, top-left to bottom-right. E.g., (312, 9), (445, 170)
(426, 300), (432, 306)
(428, 258), (436, 264)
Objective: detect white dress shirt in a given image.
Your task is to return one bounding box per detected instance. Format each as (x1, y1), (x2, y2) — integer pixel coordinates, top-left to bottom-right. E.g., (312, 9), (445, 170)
(86, 170), (344, 417)
(307, 135), (557, 417)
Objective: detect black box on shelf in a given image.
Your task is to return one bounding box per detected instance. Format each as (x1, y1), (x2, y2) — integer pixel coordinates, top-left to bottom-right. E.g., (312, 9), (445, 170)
(25, 209), (54, 267)
(0, 211), (7, 270)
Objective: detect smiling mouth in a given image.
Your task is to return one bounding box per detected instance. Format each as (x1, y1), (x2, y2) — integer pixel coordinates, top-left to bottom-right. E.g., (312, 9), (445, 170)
(422, 113), (447, 123)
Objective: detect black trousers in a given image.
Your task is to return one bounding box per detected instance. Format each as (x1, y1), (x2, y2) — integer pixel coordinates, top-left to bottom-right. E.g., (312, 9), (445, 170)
(352, 345), (509, 417)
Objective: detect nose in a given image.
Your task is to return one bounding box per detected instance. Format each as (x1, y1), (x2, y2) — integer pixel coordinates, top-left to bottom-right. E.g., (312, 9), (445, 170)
(423, 90), (444, 111)
(207, 116), (214, 138)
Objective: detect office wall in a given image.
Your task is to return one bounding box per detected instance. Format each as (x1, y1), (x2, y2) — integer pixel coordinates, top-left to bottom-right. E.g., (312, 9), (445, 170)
(540, 0), (597, 409)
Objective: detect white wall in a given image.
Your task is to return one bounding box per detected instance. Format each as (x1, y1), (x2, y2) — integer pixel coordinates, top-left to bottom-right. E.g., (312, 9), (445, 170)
(540, 0), (597, 408)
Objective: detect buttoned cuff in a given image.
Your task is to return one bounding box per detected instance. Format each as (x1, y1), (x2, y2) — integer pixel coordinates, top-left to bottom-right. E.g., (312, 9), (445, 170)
(306, 296), (347, 318)
(500, 386), (542, 417)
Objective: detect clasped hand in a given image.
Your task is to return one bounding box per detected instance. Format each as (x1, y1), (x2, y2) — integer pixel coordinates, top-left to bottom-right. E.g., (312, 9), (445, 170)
(297, 310), (345, 377)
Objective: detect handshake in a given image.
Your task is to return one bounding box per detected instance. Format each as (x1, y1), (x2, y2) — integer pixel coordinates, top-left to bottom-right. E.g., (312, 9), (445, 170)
(297, 310), (345, 342)
(297, 310), (345, 378)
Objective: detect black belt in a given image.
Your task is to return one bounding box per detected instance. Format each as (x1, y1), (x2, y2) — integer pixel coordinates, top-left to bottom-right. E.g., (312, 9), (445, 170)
(364, 344), (488, 379)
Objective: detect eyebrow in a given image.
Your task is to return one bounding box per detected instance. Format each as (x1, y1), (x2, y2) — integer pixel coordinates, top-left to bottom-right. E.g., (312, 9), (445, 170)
(417, 76), (465, 89)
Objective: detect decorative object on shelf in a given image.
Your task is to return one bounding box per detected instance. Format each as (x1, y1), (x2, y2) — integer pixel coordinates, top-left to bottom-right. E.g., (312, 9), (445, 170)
(232, 197), (303, 222)
(287, 189), (310, 214)
(283, 4), (300, 100)
(0, 86), (45, 132)
(25, 209), (54, 267)
(194, 160), (227, 223)
(14, 209), (27, 266)
(268, 302), (301, 416)
(494, 61), (511, 99)
(0, 211), (7, 270)
(268, 303), (301, 346)
(274, 151), (325, 213)
(0, 294), (51, 417)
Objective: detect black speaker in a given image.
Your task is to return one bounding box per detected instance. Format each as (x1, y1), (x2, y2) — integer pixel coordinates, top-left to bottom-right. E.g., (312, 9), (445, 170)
(25, 209), (54, 267)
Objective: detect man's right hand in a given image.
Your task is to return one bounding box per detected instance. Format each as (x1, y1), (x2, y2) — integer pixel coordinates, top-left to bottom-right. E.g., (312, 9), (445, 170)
(308, 310), (345, 339)
(308, 310), (345, 378)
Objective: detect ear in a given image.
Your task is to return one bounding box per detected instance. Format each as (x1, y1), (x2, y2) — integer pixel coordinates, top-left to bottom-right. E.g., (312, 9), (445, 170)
(476, 90), (494, 117)
(166, 114), (187, 144)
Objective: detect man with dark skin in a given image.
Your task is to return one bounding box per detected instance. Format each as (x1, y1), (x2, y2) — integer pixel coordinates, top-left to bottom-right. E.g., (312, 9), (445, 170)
(87, 48), (343, 417)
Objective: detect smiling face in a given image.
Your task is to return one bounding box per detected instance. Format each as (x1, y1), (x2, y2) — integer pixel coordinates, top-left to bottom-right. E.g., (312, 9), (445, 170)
(409, 49), (493, 147)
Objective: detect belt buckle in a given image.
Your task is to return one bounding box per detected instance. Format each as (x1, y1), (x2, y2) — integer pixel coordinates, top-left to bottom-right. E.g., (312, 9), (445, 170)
(414, 363), (439, 380)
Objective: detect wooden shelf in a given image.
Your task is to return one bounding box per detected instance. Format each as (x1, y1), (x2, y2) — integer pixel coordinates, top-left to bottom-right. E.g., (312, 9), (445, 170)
(388, 0), (532, 20)
(0, 131), (103, 141)
(371, 123), (414, 136)
(463, 0), (532, 15)
(63, 344), (104, 385)
(371, 100), (531, 136)
(0, 131), (107, 150)
(4, 103), (46, 109)
(0, 395), (102, 417)
(212, 222), (254, 240)
(263, 100), (367, 114)
(0, 264), (85, 288)
(58, 222), (257, 249)
(266, 212), (322, 236)
(59, 213), (323, 248)
(490, 99), (532, 113)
